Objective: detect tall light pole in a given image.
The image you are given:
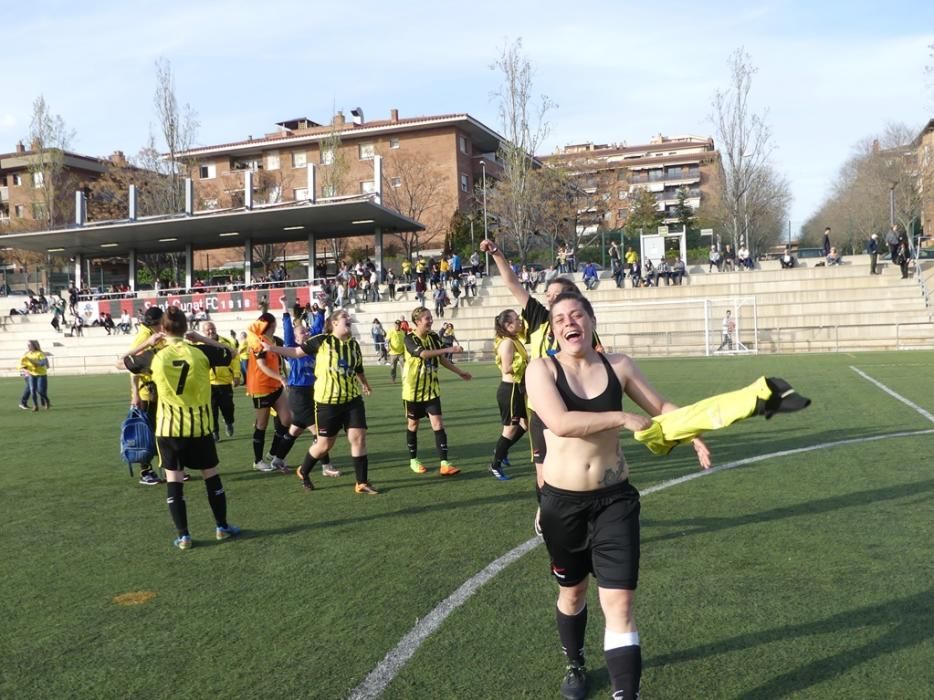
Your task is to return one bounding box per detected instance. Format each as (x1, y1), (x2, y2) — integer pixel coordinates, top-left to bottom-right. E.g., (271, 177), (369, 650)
(480, 159), (489, 276)
(889, 182), (896, 227)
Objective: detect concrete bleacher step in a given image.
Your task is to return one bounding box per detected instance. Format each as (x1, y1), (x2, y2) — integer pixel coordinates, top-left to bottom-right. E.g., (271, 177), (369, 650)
(2, 257), (933, 375)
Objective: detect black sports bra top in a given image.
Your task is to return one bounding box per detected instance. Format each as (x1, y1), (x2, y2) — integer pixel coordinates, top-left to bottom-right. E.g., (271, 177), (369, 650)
(551, 354), (623, 413)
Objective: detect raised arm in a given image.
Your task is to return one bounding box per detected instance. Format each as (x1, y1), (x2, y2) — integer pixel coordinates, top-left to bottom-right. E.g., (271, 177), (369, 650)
(480, 239), (529, 308)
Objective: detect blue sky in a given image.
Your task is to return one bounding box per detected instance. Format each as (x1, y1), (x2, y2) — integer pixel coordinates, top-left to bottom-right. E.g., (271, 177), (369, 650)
(3, 0), (932, 233)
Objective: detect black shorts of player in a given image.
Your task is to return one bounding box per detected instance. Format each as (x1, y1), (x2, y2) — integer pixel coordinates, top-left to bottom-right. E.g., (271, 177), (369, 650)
(287, 384), (316, 429)
(252, 386), (283, 409)
(404, 396), (443, 421)
(529, 410), (547, 462)
(497, 381), (526, 426)
(539, 479), (641, 590)
(156, 435), (219, 471)
(315, 395), (367, 437)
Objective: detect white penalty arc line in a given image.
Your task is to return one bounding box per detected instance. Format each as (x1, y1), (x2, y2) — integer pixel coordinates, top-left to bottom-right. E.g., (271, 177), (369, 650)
(347, 427), (934, 700)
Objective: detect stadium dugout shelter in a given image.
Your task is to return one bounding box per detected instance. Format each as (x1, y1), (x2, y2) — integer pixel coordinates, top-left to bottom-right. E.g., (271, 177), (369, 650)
(0, 174), (423, 316)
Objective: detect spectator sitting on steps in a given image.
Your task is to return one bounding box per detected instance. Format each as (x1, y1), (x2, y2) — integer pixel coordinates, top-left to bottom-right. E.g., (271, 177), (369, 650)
(826, 247), (843, 266)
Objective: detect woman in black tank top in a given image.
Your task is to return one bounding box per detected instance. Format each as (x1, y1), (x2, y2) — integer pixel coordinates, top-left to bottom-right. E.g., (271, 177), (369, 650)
(525, 292), (712, 700)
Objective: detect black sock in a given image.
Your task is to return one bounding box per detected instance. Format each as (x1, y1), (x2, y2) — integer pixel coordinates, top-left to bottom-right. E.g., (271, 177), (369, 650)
(406, 429), (417, 459)
(252, 426), (265, 463)
(508, 426), (527, 448)
(166, 481), (188, 536)
(300, 451), (319, 480)
(204, 474), (227, 528)
(556, 605), (587, 666)
(605, 645), (641, 699)
(353, 455), (368, 483)
(321, 451), (332, 465)
(434, 429), (448, 461)
(274, 433), (296, 460)
(492, 435), (512, 467)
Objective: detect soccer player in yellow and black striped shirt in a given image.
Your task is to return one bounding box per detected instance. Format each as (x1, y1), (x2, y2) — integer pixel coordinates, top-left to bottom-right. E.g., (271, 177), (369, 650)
(264, 309), (377, 494)
(488, 309), (529, 481)
(402, 306), (471, 476)
(128, 307), (239, 550)
(126, 306), (167, 485)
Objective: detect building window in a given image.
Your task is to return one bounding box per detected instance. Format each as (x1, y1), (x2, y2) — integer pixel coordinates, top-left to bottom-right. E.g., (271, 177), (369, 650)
(618, 209), (626, 219)
(459, 135), (469, 154)
(389, 137), (400, 149)
(202, 198), (219, 210)
(358, 142), (375, 160)
(322, 183), (337, 197)
(32, 203), (47, 220)
(199, 163), (216, 179)
(390, 176), (401, 188)
(232, 157), (261, 171)
(618, 191), (628, 200)
(12, 174), (22, 186)
(266, 151), (280, 170)
(14, 204), (26, 218)
(292, 151), (307, 168)
(33, 171), (44, 188)
(460, 173), (469, 192)
(321, 147), (335, 165)
(294, 188), (308, 201)
(360, 180), (376, 194)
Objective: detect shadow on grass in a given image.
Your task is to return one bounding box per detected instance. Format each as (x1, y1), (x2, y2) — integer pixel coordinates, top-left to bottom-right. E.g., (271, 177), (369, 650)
(643, 478), (934, 545)
(249, 490), (531, 537)
(650, 589), (934, 699)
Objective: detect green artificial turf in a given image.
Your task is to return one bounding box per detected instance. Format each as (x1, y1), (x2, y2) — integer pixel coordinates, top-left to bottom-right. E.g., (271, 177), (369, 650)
(2, 352), (932, 699)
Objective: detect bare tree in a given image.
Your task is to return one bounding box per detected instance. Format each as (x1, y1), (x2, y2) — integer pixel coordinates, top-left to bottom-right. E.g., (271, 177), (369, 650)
(528, 166), (578, 261)
(153, 58), (199, 214)
(26, 95), (76, 229)
(711, 48), (774, 250)
(318, 121), (350, 264)
(381, 149), (451, 259)
(486, 38), (554, 263)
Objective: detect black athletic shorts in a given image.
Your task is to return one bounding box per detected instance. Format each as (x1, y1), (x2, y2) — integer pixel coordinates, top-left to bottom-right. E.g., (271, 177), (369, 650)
(404, 396), (443, 421)
(497, 381), (526, 426)
(529, 410), (547, 462)
(316, 396), (367, 437)
(156, 435), (219, 471)
(252, 386), (283, 409)
(287, 385), (316, 429)
(539, 480), (641, 590)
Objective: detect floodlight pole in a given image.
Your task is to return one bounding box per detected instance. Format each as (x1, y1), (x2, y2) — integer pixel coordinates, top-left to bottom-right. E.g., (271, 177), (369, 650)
(481, 160), (489, 277)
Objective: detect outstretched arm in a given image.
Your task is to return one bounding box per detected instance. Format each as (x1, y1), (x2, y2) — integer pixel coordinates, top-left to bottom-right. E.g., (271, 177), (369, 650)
(480, 240), (529, 308)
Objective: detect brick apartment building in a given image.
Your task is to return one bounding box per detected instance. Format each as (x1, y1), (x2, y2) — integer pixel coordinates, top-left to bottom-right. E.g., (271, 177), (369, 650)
(176, 109), (508, 267)
(915, 119), (934, 237)
(542, 134), (723, 235)
(0, 141), (128, 229)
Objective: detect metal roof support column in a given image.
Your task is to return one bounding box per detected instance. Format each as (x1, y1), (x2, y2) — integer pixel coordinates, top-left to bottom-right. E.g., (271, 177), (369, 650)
(372, 155), (382, 206)
(73, 253), (83, 289)
(373, 226), (384, 280)
(244, 239), (253, 287)
(128, 249), (137, 292)
(129, 185), (138, 221)
(184, 244), (193, 289)
(307, 164), (316, 203)
(184, 178), (194, 215)
(75, 191), (86, 226)
(307, 234), (317, 283)
(244, 171), (253, 210)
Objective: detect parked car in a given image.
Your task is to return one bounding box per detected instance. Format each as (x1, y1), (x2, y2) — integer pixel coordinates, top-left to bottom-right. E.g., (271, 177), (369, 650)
(795, 248), (824, 259)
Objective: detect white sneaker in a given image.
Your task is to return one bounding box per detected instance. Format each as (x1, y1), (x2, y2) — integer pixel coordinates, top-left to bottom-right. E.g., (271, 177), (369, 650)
(271, 457), (289, 473)
(253, 460), (275, 472)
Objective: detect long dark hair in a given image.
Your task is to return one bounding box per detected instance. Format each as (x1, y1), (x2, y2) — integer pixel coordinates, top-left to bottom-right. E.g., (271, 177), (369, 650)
(494, 309), (519, 339)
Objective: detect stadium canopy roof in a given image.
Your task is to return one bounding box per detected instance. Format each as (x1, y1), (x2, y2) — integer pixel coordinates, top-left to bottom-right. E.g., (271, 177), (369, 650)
(0, 198), (422, 258)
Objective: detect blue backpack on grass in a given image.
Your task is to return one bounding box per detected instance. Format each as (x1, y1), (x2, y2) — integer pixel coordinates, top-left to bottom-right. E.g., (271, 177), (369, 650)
(120, 407), (155, 475)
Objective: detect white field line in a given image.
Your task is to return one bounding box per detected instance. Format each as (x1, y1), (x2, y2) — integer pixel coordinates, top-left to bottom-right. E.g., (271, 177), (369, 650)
(347, 425), (934, 700)
(849, 366), (934, 423)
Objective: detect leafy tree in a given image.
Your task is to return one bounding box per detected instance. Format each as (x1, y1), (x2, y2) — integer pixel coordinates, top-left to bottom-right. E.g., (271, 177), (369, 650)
(624, 188), (662, 239)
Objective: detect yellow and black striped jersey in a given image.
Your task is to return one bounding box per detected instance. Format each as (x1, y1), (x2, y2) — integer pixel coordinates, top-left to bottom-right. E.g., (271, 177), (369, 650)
(387, 328), (406, 355)
(151, 338), (233, 437)
(209, 336), (241, 386)
(129, 325), (166, 401)
(494, 336), (528, 383)
(402, 331), (444, 402)
(301, 334), (364, 405)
